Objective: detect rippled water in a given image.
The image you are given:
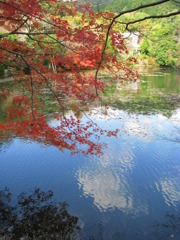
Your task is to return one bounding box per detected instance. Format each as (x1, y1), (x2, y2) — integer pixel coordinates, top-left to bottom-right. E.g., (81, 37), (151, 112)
(0, 69), (180, 239)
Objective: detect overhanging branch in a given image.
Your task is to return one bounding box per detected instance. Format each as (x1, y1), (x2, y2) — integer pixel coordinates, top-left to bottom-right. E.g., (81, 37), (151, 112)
(125, 10), (180, 28)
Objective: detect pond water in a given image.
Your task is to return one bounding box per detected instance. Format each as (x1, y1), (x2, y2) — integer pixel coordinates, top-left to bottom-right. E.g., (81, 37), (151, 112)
(0, 69), (180, 239)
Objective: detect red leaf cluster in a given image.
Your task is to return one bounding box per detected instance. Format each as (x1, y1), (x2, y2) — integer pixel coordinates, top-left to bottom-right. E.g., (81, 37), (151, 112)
(0, 0), (139, 155)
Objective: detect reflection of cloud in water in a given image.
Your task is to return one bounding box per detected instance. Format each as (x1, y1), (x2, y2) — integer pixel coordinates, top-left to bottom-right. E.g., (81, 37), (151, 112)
(77, 147), (149, 215)
(48, 107), (180, 143)
(78, 167), (133, 212)
(170, 109), (180, 126)
(76, 107), (180, 214)
(124, 119), (152, 141)
(156, 178), (180, 207)
(89, 107), (180, 142)
(98, 147), (135, 173)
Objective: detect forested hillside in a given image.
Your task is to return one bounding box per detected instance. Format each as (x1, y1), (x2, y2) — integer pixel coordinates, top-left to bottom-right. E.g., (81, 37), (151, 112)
(103, 0), (178, 13)
(91, 0), (180, 68)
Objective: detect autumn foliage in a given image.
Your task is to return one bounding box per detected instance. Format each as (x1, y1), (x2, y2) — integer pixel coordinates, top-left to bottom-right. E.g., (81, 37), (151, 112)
(0, 0), (139, 155)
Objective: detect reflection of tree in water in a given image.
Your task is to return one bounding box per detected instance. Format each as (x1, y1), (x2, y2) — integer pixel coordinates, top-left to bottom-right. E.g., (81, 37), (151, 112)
(1, 188), (180, 240)
(153, 213), (180, 240)
(163, 126), (180, 143)
(83, 214), (180, 240)
(0, 187), (14, 231)
(0, 188), (80, 240)
(110, 95), (180, 118)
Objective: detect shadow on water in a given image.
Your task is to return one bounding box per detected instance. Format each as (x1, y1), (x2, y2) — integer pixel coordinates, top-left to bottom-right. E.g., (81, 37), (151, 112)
(153, 213), (180, 240)
(0, 188), (180, 240)
(0, 188), (80, 240)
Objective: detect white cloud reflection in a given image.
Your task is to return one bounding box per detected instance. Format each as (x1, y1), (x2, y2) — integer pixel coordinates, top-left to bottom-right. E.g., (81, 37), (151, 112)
(156, 178), (180, 207)
(76, 108), (180, 214)
(78, 167), (133, 212)
(76, 145), (150, 215)
(88, 107), (180, 142)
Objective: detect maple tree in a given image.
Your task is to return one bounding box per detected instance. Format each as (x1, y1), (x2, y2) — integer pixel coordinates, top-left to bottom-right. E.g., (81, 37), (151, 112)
(0, 0), (179, 155)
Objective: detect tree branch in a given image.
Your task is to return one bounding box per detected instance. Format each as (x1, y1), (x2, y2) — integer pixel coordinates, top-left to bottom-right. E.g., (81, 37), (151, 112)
(125, 10), (180, 28)
(0, 16), (29, 38)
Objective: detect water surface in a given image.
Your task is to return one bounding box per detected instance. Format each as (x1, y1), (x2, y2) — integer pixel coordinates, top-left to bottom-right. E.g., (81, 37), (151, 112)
(0, 69), (180, 239)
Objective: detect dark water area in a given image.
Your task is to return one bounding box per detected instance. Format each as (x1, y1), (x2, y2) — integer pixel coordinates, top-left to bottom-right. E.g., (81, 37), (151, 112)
(0, 69), (180, 239)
